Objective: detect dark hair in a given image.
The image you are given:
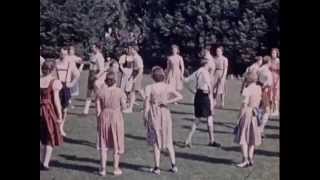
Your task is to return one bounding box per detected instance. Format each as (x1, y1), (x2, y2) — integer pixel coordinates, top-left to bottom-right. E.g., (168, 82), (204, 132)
(262, 55), (271, 65)
(93, 42), (103, 50)
(199, 58), (209, 67)
(105, 71), (116, 86)
(151, 66), (165, 82)
(171, 44), (180, 54)
(216, 46), (224, 51)
(42, 60), (56, 76)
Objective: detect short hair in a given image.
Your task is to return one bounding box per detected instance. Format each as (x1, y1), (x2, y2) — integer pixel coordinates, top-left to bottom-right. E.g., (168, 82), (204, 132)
(151, 66), (165, 82)
(42, 60), (56, 75)
(216, 46), (224, 51)
(200, 58), (209, 67)
(104, 71), (116, 86)
(171, 44), (180, 54)
(262, 55), (271, 65)
(246, 71), (258, 83)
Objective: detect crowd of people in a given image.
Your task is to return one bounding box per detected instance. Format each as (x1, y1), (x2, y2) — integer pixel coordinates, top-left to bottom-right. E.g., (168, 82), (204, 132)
(40, 43), (280, 175)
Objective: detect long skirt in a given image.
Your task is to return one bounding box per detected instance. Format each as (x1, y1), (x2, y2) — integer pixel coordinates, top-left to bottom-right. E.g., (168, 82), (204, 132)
(96, 108), (124, 154)
(234, 108), (261, 146)
(166, 69), (183, 90)
(133, 73), (143, 91)
(147, 105), (173, 149)
(213, 69), (226, 95)
(40, 103), (63, 147)
(194, 90), (212, 118)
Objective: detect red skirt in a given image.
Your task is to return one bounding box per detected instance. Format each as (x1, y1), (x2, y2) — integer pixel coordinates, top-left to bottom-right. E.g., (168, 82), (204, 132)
(40, 101), (63, 147)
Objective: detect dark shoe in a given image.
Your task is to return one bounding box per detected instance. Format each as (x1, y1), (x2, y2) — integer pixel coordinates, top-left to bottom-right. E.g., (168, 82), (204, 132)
(184, 142), (192, 148)
(209, 141), (221, 148)
(40, 163), (50, 171)
(169, 164), (178, 173)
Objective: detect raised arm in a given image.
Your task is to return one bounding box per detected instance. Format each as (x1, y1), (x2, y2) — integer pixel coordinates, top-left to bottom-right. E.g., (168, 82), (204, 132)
(165, 87), (183, 105)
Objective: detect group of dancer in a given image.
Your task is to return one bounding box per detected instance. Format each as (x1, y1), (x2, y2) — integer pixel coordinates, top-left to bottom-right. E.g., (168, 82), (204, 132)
(40, 43), (280, 175)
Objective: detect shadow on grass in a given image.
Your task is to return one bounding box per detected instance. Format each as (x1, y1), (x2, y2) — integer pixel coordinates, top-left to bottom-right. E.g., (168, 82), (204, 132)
(74, 98), (87, 102)
(181, 118), (236, 129)
(215, 106), (240, 112)
(174, 152), (235, 165)
(265, 125), (279, 130)
(63, 137), (96, 148)
(265, 133), (279, 139)
(222, 146), (280, 157)
(125, 134), (146, 141)
(59, 154), (150, 173)
(50, 160), (97, 173)
(180, 125), (232, 134)
(171, 110), (194, 115)
(73, 104), (95, 108)
(67, 112), (85, 116)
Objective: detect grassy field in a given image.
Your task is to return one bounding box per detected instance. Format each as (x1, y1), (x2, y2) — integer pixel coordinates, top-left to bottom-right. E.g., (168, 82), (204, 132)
(40, 71), (279, 180)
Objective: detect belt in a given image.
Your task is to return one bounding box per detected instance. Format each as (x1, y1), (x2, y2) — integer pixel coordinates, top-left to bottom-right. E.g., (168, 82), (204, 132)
(196, 89), (209, 94)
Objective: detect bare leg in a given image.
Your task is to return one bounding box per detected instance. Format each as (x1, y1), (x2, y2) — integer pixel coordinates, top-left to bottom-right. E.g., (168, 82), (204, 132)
(237, 144), (249, 167)
(60, 109), (68, 137)
(150, 144), (161, 175)
(129, 92), (135, 110)
(99, 149), (107, 176)
(259, 108), (270, 135)
(185, 118), (200, 146)
(153, 145), (161, 167)
(167, 143), (178, 173)
(123, 92), (134, 113)
(40, 143), (45, 163)
(221, 94), (225, 107)
(248, 145), (255, 165)
(113, 153), (122, 175)
(207, 116), (215, 144)
(43, 145), (53, 168)
(83, 98), (91, 115)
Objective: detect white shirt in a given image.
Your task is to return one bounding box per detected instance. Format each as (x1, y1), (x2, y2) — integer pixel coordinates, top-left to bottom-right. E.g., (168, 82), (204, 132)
(185, 67), (211, 91)
(90, 52), (105, 71)
(257, 65), (273, 86)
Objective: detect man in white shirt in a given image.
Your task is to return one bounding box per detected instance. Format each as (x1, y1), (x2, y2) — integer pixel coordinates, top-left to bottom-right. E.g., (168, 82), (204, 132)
(184, 57), (221, 148)
(83, 43), (106, 115)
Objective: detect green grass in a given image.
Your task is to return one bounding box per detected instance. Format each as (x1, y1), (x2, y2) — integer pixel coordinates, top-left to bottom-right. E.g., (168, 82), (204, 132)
(40, 70), (279, 180)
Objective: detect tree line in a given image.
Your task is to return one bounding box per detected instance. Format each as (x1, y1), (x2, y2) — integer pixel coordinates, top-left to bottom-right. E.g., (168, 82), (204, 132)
(40, 0), (279, 75)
